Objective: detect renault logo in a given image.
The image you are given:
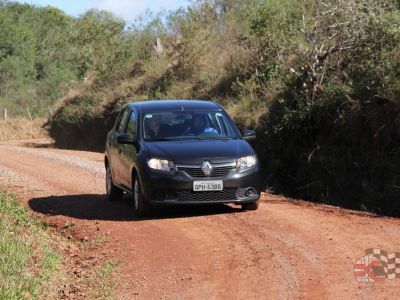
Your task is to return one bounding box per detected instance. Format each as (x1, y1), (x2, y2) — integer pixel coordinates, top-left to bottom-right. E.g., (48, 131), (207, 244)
(201, 161), (214, 177)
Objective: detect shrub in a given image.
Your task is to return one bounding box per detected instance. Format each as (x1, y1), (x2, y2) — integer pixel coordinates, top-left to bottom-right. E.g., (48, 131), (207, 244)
(256, 0), (400, 216)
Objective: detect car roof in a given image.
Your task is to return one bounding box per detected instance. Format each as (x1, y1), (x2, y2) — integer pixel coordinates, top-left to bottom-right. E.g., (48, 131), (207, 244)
(126, 100), (223, 112)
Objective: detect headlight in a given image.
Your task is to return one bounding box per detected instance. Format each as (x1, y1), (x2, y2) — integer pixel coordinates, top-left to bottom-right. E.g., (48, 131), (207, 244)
(236, 155), (257, 171)
(147, 158), (175, 172)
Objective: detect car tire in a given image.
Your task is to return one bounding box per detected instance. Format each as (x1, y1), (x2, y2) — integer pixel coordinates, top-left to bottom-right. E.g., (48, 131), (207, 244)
(241, 201), (259, 211)
(132, 175), (151, 217)
(106, 164), (123, 201)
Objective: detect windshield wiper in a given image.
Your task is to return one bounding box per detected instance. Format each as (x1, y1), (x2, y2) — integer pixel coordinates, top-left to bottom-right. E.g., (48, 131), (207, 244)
(145, 138), (174, 141)
(195, 137), (233, 140)
(145, 137), (234, 141)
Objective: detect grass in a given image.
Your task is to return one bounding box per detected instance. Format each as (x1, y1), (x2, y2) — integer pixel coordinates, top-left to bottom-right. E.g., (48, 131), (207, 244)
(0, 118), (48, 142)
(0, 190), (61, 299)
(90, 260), (121, 300)
(0, 190), (121, 299)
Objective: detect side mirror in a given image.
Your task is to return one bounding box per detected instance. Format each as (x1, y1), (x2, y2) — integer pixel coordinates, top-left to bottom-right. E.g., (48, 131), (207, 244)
(117, 134), (135, 145)
(243, 129), (256, 142)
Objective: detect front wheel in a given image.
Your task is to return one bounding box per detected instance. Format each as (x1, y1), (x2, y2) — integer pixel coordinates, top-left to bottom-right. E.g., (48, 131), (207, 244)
(106, 164), (123, 201)
(132, 175), (151, 217)
(241, 202), (259, 211)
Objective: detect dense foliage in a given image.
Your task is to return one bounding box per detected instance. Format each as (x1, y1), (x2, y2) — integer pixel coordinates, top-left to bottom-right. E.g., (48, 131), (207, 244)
(0, 1), (133, 116)
(2, 0), (400, 215)
(255, 0), (400, 216)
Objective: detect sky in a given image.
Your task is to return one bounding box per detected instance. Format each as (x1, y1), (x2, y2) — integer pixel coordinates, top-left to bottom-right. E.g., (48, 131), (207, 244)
(15, 0), (189, 22)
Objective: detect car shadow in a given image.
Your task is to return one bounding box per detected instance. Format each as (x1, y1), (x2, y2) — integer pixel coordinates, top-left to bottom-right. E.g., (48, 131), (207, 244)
(21, 142), (55, 149)
(28, 194), (242, 221)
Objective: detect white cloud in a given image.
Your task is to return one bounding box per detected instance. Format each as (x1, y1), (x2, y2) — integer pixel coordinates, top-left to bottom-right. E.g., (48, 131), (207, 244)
(95, 0), (185, 22)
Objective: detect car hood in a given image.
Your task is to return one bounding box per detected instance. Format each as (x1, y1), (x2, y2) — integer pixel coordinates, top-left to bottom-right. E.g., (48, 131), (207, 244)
(142, 139), (255, 164)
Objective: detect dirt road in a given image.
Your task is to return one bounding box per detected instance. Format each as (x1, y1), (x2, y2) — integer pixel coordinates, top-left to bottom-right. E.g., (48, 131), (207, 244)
(0, 140), (399, 299)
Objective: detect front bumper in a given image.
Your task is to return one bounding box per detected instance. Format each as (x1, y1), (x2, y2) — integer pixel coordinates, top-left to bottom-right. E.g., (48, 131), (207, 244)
(139, 164), (262, 205)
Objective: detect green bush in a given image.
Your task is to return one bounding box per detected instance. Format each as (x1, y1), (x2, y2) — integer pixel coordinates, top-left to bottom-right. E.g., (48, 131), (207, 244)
(256, 0), (400, 216)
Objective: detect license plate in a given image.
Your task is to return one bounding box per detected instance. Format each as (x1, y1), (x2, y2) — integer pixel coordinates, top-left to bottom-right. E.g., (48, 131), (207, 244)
(193, 180), (223, 191)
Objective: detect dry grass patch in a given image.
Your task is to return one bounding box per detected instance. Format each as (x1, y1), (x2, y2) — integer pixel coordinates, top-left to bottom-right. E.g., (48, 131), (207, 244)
(0, 118), (47, 141)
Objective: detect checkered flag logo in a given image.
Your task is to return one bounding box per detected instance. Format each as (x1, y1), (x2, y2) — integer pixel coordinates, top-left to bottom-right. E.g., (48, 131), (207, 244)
(365, 248), (400, 280)
(354, 248), (400, 282)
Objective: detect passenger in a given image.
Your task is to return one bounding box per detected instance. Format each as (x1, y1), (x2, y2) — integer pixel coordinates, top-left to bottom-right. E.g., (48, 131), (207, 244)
(146, 114), (164, 138)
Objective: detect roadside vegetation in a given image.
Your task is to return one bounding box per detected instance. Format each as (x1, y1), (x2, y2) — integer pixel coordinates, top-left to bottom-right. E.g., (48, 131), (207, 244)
(0, 190), (61, 298)
(0, 118), (47, 141)
(1, 0), (400, 216)
(0, 190), (119, 299)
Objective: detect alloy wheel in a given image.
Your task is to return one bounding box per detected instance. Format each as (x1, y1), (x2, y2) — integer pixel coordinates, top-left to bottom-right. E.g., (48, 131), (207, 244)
(106, 166), (112, 195)
(134, 178), (139, 211)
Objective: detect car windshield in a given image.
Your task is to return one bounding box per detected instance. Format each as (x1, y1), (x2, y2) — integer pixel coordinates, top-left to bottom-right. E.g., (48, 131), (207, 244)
(143, 111), (239, 140)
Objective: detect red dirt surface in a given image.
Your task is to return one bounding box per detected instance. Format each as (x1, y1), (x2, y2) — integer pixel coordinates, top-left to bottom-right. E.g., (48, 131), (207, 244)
(0, 139), (399, 299)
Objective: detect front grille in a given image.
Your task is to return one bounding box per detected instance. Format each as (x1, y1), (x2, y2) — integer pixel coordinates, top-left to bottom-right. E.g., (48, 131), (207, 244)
(177, 188), (246, 202)
(178, 165), (235, 178)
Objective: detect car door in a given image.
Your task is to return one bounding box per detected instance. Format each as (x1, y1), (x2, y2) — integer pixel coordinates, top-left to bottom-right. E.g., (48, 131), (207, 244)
(110, 108), (131, 186)
(119, 109), (138, 189)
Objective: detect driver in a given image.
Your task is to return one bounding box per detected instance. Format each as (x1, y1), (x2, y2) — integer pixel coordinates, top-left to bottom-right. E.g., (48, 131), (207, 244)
(185, 114), (218, 135)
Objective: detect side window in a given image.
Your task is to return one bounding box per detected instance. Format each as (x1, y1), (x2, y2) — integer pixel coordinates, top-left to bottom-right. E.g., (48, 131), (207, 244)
(117, 109), (130, 133)
(126, 111), (137, 136)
